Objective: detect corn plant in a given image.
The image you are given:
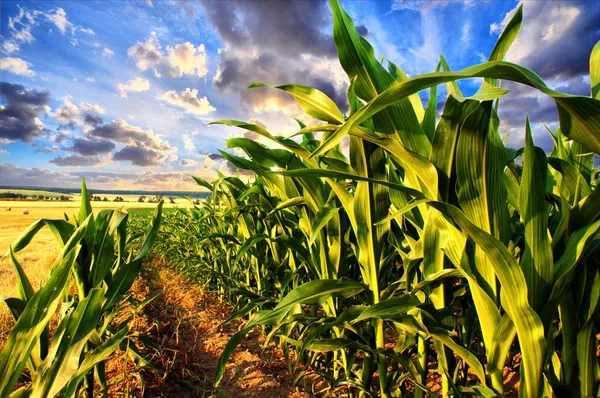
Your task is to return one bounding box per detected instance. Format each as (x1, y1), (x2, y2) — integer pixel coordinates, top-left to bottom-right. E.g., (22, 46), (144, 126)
(0, 179), (163, 397)
(149, 1), (600, 396)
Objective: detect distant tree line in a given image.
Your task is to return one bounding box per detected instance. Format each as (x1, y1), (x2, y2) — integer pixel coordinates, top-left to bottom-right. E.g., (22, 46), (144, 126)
(0, 192), (72, 201)
(0, 192), (28, 199)
(0, 185), (211, 199)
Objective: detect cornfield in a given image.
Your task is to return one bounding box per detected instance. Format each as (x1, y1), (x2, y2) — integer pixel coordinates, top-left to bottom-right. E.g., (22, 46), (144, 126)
(2, 0), (600, 396)
(155, 0), (600, 397)
(0, 180), (163, 397)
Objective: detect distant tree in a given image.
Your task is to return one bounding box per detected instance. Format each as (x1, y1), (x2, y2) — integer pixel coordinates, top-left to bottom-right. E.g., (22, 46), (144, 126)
(103, 197), (109, 202)
(138, 195), (146, 203)
(114, 196), (124, 202)
(38, 194), (44, 200)
(168, 196), (176, 204)
(59, 195), (66, 201)
(194, 199), (200, 205)
(0, 192), (27, 199)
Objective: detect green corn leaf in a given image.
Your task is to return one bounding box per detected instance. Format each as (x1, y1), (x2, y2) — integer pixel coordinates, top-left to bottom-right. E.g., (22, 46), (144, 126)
(520, 117), (553, 310)
(541, 219), (600, 326)
(78, 178), (93, 224)
(485, 4), (523, 84)
(309, 61), (600, 158)
(30, 288), (105, 397)
(387, 58), (425, 122)
(329, 0), (431, 157)
(353, 295), (423, 323)
(8, 247), (34, 302)
(248, 82), (344, 124)
(591, 40), (600, 99)
(429, 327), (487, 387)
(0, 243), (83, 394)
(62, 325), (130, 396)
(428, 201), (546, 397)
(275, 168), (426, 199)
(266, 197), (305, 216)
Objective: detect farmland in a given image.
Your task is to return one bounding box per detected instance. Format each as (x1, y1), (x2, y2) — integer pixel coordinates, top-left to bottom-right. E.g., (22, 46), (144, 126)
(1, 0), (599, 397)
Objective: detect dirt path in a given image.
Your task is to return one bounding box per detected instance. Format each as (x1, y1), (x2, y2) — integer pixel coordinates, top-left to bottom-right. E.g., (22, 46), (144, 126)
(110, 259), (309, 397)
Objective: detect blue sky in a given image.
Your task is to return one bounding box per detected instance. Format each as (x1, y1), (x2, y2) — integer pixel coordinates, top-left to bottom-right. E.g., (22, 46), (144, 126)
(1, 0), (598, 191)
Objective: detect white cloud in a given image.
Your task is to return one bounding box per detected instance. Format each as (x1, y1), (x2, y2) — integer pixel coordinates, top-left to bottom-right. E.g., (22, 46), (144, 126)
(102, 47), (115, 58)
(2, 6), (95, 54)
(182, 135), (196, 152)
(158, 88), (215, 114)
(0, 57), (36, 76)
(86, 77), (96, 82)
(127, 32), (209, 78)
(407, 9), (442, 70)
(3, 41), (20, 54)
(180, 158), (197, 167)
(79, 27), (95, 35)
(3, 7), (42, 53)
(46, 8), (72, 35)
(489, 1), (597, 82)
(461, 21), (471, 47)
(80, 102), (105, 114)
(53, 95), (80, 123)
(117, 77), (150, 98)
(505, 2), (580, 65)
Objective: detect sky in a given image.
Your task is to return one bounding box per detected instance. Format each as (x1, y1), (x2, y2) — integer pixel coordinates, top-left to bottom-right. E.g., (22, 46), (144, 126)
(1, 0), (598, 191)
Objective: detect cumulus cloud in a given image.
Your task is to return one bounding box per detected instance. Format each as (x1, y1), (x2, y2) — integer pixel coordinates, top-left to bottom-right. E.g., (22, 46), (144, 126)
(80, 102), (105, 114)
(489, 0), (599, 149)
(203, 0), (350, 114)
(113, 145), (168, 167)
(117, 77), (150, 98)
(102, 47), (115, 58)
(127, 31), (209, 78)
(49, 96), (105, 138)
(50, 154), (104, 167)
(0, 57), (36, 76)
(492, 1), (599, 81)
(134, 170), (199, 190)
(46, 8), (72, 34)
(198, 152), (254, 178)
(0, 82), (51, 142)
(65, 137), (115, 156)
(89, 118), (174, 152)
(158, 88), (215, 114)
(180, 158), (197, 167)
(53, 95), (80, 123)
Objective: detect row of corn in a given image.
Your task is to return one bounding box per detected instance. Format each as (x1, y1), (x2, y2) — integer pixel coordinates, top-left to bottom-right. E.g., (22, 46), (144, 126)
(0, 181), (163, 397)
(156, 1), (600, 396)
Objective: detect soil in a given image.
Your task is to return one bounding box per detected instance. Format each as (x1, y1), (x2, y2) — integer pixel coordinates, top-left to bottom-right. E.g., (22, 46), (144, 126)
(107, 258), (309, 397)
